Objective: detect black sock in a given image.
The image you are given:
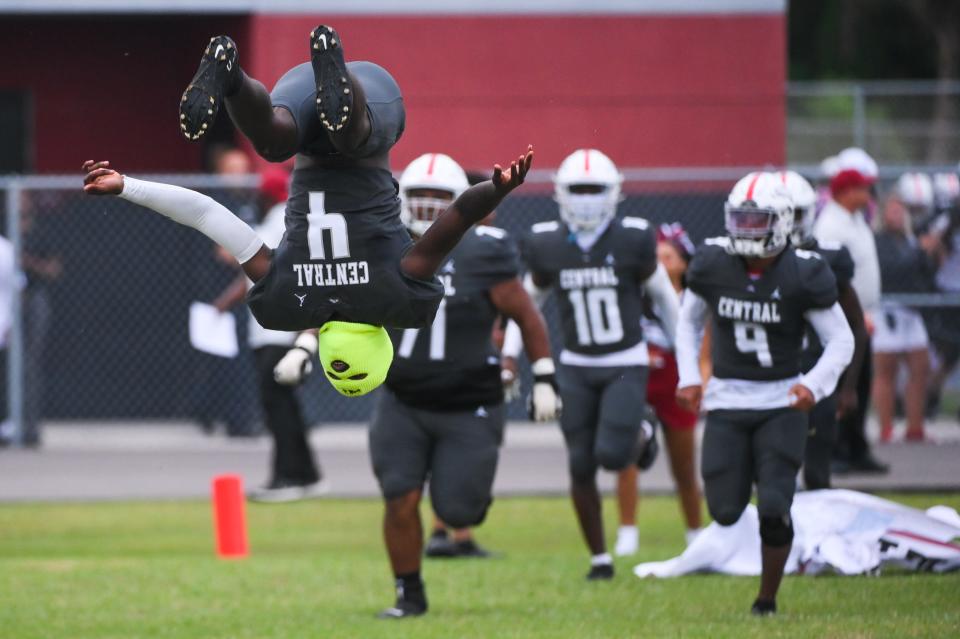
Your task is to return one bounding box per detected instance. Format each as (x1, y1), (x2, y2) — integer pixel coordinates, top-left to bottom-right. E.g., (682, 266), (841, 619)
(395, 571), (425, 603)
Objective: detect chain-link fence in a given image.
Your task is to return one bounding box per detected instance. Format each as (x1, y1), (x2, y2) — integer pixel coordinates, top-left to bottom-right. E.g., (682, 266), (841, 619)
(788, 81), (960, 166)
(2, 168), (959, 444)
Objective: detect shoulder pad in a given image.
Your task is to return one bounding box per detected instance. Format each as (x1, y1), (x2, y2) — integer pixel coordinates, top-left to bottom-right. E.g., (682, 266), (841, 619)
(797, 249), (838, 308)
(621, 216), (650, 231)
(531, 221), (560, 234)
(817, 239), (843, 251)
(703, 236), (730, 249)
(794, 248), (824, 261)
(474, 225), (508, 240)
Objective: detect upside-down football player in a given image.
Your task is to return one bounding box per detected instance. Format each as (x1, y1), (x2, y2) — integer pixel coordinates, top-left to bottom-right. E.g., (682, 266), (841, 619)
(81, 25), (533, 397)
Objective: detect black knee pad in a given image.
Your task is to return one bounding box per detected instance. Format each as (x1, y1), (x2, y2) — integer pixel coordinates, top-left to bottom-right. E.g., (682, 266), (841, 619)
(434, 498), (491, 530)
(709, 505), (745, 527)
(594, 447), (630, 473)
(760, 514), (794, 547)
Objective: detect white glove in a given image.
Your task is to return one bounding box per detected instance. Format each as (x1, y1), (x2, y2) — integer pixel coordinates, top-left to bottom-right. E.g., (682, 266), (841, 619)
(273, 333), (318, 386)
(529, 358), (561, 422)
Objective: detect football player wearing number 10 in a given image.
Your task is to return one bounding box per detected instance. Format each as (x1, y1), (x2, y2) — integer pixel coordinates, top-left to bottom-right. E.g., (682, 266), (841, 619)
(369, 153), (559, 619)
(675, 171), (855, 616)
(502, 149), (680, 580)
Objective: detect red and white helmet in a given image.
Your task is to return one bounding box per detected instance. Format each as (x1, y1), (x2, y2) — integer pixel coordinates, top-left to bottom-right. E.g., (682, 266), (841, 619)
(933, 172), (960, 211)
(725, 172), (794, 258)
(777, 170), (817, 246)
(398, 153), (469, 236)
(895, 172), (934, 213)
(554, 149), (623, 232)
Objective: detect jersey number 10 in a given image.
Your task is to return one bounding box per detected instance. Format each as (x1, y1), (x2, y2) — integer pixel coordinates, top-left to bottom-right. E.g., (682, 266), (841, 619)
(568, 288), (624, 346)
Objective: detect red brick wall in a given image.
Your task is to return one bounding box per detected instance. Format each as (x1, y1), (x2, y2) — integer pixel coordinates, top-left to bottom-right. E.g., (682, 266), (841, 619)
(0, 12), (783, 173)
(0, 16), (248, 173)
(249, 14), (785, 171)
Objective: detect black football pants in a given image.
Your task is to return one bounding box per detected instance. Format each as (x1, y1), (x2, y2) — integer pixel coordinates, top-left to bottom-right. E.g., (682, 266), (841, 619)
(255, 346), (320, 485)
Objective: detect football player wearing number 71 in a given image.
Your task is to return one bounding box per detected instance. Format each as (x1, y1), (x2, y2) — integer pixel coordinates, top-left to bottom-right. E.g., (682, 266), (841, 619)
(674, 171), (854, 617)
(364, 153), (558, 618)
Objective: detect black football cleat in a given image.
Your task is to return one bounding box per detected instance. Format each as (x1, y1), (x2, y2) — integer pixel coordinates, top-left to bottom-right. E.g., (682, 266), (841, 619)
(751, 598), (777, 616)
(309, 25), (353, 133)
(179, 35), (240, 141)
(586, 563), (614, 581)
(377, 599), (427, 619)
(454, 539), (494, 558)
(424, 530), (458, 558)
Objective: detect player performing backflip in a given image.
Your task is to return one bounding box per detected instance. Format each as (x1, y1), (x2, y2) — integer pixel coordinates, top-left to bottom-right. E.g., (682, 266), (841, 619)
(82, 26), (533, 397)
(675, 172), (854, 616)
(779, 171), (868, 490)
(502, 149), (679, 580)
(369, 153), (559, 618)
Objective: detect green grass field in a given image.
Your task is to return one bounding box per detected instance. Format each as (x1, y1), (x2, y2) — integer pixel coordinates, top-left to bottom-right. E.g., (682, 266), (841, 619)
(1, 494), (958, 639)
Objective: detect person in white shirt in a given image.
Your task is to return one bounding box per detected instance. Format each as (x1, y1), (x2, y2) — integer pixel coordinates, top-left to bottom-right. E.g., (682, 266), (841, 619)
(813, 149), (889, 474)
(211, 168), (327, 502)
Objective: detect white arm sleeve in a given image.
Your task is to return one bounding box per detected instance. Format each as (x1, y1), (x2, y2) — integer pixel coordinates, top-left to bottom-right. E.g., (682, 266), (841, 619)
(501, 273), (551, 359)
(800, 303), (855, 402)
(642, 263), (680, 346)
(676, 291), (708, 389)
(119, 176), (264, 264)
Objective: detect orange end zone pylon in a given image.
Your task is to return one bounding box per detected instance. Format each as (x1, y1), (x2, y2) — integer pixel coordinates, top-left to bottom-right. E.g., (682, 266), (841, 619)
(212, 474), (249, 559)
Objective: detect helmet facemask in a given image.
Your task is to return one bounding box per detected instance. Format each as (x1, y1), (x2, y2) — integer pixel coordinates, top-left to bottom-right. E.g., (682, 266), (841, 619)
(556, 183), (619, 233)
(724, 202), (791, 258)
(790, 205), (815, 247)
(402, 188), (456, 237)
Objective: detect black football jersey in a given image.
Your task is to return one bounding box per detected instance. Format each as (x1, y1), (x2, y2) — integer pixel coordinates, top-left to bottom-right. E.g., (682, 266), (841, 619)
(687, 238), (838, 381)
(247, 166), (444, 332)
(522, 217), (657, 356)
(385, 226), (520, 411)
(801, 239), (855, 372)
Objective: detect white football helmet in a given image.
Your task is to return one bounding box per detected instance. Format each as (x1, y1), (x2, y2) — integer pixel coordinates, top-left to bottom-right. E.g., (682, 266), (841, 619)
(398, 153), (469, 236)
(933, 172), (960, 211)
(777, 170), (817, 247)
(895, 172), (934, 213)
(554, 149), (623, 233)
(725, 172), (794, 258)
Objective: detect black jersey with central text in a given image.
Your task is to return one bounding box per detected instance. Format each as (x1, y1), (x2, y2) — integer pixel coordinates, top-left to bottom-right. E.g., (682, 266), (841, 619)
(521, 217), (657, 356)
(801, 239), (855, 373)
(385, 226), (520, 411)
(246, 165), (444, 332)
(687, 238), (838, 381)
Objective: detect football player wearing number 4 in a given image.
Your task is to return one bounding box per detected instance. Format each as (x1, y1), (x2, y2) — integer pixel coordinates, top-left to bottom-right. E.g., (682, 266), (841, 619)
(502, 149), (680, 580)
(84, 26), (531, 398)
(368, 154), (559, 619)
(675, 172), (854, 616)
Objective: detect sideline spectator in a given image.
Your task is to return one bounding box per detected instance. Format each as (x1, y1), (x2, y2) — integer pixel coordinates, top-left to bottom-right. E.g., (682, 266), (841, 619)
(926, 172), (960, 418)
(814, 148), (888, 474)
(0, 234), (14, 445)
(872, 194), (937, 443)
(191, 146), (259, 437)
(211, 167), (328, 502)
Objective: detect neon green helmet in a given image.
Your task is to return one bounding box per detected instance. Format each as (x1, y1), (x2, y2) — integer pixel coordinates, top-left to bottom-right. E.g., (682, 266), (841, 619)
(317, 321), (394, 397)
